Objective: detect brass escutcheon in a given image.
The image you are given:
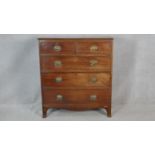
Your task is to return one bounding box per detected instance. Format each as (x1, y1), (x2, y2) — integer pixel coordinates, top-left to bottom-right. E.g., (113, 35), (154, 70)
(90, 45), (98, 52)
(53, 45), (62, 52)
(90, 95), (97, 101)
(54, 60), (62, 67)
(55, 77), (63, 83)
(90, 77), (97, 83)
(56, 94), (63, 101)
(90, 60), (98, 66)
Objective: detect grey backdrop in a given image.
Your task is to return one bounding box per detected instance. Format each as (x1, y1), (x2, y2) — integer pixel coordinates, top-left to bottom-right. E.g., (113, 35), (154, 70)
(0, 34), (155, 121)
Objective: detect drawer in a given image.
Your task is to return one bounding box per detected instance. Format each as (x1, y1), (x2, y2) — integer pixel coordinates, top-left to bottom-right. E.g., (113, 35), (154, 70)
(42, 89), (111, 105)
(42, 73), (111, 88)
(39, 40), (76, 55)
(77, 40), (112, 55)
(40, 56), (112, 72)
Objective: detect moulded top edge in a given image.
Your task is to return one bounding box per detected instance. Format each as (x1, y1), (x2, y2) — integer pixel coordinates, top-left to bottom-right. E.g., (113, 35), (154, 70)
(38, 38), (113, 40)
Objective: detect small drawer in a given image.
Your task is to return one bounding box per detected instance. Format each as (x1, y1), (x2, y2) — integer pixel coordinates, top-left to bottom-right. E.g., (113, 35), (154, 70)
(39, 40), (76, 55)
(40, 56), (112, 73)
(77, 40), (112, 55)
(41, 73), (111, 88)
(42, 89), (111, 105)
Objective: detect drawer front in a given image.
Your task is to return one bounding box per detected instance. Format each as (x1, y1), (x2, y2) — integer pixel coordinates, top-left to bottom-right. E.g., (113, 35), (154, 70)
(77, 40), (112, 55)
(40, 56), (112, 72)
(43, 89), (111, 105)
(42, 73), (111, 88)
(39, 40), (76, 55)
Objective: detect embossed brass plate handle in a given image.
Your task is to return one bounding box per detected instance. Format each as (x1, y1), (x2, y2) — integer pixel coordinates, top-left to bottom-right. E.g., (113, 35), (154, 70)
(54, 60), (62, 67)
(90, 60), (98, 67)
(90, 77), (97, 83)
(90, 95), (97, 101)
(90, 45), (98, 52)
(55, 77), (63, 83)
(56, 94), (63, 101)
(53, 45), (62, 52)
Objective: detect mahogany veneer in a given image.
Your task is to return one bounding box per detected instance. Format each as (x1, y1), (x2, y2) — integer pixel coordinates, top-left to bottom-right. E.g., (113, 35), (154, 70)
(39, 38), (113, 118)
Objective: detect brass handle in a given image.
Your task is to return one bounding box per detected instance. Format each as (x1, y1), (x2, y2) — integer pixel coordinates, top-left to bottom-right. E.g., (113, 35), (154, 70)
(90, 45), (98, 52)
(55, 77), (63, 83)
(53, 45), (62, 52)
(54, 60), (62, 67)
(56, 94), (63, 101)
(90, 95), (97, 101)
(90, 77), (97, 83)
(90, 60), (98, 67)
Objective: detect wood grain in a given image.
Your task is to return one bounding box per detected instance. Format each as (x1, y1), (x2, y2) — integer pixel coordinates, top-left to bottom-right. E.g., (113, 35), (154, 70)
(77, 40), (112, 55)
(40, 56), (112, 72)
(42, 73), (111, 88)
(39, 38), (113, 118)
(39, 40), (76, 54)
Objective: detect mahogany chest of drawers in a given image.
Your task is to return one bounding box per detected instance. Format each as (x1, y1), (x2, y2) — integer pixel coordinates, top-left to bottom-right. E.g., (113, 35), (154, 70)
(39, 38), (113, 118)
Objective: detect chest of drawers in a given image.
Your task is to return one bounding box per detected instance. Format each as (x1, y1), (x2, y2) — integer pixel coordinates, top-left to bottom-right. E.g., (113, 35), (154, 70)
(39, 38), (113, 118)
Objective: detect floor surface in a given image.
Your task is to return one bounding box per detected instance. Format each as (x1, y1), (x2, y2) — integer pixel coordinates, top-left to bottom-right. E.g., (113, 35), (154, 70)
(0, 103), (155, 121)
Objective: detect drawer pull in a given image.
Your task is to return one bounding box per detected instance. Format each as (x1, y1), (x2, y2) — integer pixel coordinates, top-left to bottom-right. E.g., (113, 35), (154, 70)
(56, 94), (63, 101)
(90, 45), (98, 52)
(90, 77), (97, 83)
(54, 60), (62, 67)
(53, 45), (62, 52)
(90, 60), (98, 66)
(90, 95), (97, 101)
(55, 77), (63, 83)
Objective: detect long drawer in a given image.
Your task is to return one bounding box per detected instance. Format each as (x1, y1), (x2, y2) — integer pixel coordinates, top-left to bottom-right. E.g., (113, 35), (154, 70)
(41, 73), (111, 88)
(40, 56), (112, 72)
(42, 89), (111, 106)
